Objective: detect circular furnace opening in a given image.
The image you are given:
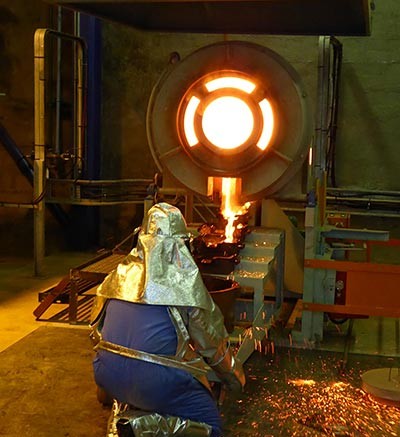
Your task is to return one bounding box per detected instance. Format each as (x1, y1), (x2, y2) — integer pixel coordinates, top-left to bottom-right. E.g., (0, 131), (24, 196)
(147, 41), (313, 199)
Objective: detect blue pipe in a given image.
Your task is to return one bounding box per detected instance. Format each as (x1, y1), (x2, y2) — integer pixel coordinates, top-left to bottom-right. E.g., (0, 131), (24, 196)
(76, 13), (102, 246)
(0, 121), (34, 184)
(79, 13), (102, 180)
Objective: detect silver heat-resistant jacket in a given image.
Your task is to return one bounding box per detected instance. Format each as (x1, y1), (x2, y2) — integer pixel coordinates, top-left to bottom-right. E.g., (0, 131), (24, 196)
(90, 202), (245, 392)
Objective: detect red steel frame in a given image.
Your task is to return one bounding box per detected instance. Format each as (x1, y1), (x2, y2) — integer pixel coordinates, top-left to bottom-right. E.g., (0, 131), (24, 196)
(303, 246), (400, 318)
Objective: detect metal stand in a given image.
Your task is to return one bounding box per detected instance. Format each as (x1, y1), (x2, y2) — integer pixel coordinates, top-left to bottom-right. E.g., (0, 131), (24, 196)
(235, 228), (285, 363)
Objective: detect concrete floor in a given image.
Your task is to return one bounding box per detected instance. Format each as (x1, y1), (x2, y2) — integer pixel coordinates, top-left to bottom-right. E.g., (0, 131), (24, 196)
(1, 251), (400, 436)
(0, 251), (94, 353)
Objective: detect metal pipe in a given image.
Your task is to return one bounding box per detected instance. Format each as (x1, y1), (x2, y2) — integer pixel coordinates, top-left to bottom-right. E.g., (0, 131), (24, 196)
(66, 178), (153, 185)
(73, 11), (84, 177)
(0, 120), (34, 183)
(46, 199), (146, 206)
(328, 187), (400, 198)
(0, 202), (35, 209)
(55, 6), (62, 155)
(327, 196), (400, 205)
(281, 206), (400, 219)
(34, 28), (87, 275)
(277, 197), (400, 211)
(313, 36), (331, 182)
(78, 14), (102, 180)
(277, 190), (400, 203)
(326, 37), (342, 187)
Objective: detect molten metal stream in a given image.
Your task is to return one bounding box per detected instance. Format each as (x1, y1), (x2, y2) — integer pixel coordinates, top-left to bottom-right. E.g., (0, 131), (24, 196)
(221, 177), (250, 242)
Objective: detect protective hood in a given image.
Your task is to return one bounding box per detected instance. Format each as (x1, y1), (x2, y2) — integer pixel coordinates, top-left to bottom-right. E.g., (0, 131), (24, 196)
(91, 203), (214, 323)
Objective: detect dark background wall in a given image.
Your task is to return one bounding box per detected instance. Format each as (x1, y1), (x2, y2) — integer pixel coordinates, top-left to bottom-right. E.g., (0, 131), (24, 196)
(0, 1), (399, 257)
(336, 1), (400, 190)
(0, 1), (52, 255)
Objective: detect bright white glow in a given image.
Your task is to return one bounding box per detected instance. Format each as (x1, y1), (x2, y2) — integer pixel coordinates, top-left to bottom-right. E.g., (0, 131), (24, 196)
(183, 96), (200, 146)
(202, 96), (254, 149)
(256, 98), (274, 151)
(205, 77), (256, 94)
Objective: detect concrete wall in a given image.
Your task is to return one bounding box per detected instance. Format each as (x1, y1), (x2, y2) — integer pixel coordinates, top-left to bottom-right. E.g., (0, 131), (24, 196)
(336, 0), (400, 190)
(0, 1), (52, 255)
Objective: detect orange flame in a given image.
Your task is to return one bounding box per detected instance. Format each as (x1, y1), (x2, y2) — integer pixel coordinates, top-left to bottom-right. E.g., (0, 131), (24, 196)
(221, 177), (250, 242)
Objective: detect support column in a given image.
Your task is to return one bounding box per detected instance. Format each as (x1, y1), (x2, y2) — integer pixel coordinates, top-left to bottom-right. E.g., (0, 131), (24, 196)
(34, 29), (47, 276)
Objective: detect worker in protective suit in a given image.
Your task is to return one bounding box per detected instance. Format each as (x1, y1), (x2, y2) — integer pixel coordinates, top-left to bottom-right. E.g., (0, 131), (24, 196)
(90, 202), (245, 437)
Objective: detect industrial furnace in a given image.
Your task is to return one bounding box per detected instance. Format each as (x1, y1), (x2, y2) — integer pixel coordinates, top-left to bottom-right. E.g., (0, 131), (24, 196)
(146, 40), (312, 199)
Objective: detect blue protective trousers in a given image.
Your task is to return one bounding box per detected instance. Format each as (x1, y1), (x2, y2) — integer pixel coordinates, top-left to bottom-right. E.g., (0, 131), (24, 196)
(93, 299), (222, 436)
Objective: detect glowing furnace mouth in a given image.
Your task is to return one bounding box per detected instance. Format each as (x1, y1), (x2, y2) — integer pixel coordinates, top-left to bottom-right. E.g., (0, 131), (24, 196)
(180, 72), (274, 153)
